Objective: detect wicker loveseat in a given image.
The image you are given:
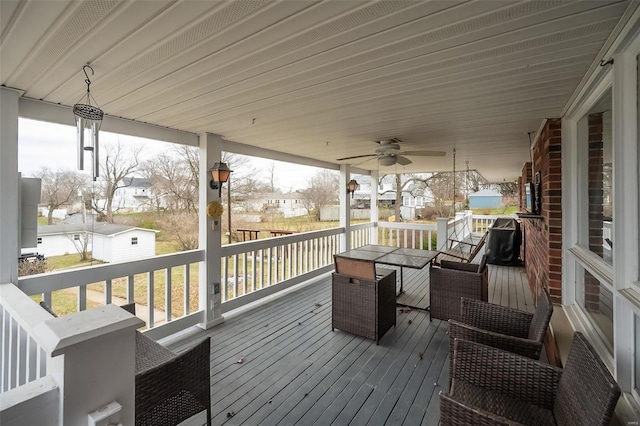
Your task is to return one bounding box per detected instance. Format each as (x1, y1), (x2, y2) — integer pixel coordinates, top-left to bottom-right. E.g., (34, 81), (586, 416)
(440, 332), (621, 426)
(430, 255), (488, 322)
(447, 288), (553, 387)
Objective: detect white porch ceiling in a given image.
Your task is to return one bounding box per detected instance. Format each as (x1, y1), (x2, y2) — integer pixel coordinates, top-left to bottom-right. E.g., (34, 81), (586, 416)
(0, 0), (634, 182)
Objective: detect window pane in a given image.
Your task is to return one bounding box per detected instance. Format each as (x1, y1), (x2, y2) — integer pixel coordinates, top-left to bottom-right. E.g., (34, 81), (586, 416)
(580, 89), (613, 265)
(576, 264), (613, 351)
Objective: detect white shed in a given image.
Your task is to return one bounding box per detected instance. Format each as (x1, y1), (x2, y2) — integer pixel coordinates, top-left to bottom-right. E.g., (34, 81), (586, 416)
(34, 223), (157, 262)
(90, 223), (157, 263)
(33, 224), (86, 257)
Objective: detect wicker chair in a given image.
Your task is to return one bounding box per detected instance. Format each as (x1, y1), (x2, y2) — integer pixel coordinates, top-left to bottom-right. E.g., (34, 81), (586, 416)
(332, 255), (396, 344)
(440, 332), (621, 426)
(136, 336), (211, 426)
(447, 287), (553, 387)
(429, 255), (488, 322)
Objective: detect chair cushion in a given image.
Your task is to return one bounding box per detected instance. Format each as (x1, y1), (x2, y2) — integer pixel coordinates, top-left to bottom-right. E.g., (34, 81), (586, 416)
(451, 381), (556, 426)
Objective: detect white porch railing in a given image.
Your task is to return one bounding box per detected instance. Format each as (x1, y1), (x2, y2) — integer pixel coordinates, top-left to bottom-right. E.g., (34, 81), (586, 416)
(18, 250), (205, 331)
(220, 227), (343, 312)
(351, 222), (374, 248)
(1, 283), (142, 425)
(378, 221), (437, 250)
(471, 214), (500, 234)
(0, 283), (52, 392)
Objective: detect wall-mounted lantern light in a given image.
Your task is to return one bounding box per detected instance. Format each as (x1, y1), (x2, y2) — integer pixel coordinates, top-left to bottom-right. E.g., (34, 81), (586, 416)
(209, 162), (232, 197)
(347, 179), (359, 198)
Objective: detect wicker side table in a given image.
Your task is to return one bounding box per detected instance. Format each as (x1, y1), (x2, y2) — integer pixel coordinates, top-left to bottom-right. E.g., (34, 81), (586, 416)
(331, 270), (396, 344)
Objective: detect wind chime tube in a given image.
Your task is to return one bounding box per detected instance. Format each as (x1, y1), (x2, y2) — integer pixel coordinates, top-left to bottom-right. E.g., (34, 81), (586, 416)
(92, 120), (100, 180)
(76, 116), (85, 170)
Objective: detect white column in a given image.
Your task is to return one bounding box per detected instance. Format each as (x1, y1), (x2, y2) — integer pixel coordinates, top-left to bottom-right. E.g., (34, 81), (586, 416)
(339, 164), (351, 252)
(436, 217), (449, 251)
(369, 170), (379, 244)
(198, 133), (224, 329)
(0, 88), (20, 284)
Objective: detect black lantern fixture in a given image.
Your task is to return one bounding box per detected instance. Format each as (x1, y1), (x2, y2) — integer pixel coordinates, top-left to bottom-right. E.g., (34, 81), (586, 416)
(209, 162), (232, 197)
(73, 65), (104, 181)
(347, 179), (359, 198)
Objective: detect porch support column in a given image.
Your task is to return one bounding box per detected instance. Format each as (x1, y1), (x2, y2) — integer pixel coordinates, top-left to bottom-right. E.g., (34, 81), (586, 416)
(198, 133), (224, 329)
(0, 88), (20, 284)
(370, 170), (379, 244)
(339, 164), (351, 252)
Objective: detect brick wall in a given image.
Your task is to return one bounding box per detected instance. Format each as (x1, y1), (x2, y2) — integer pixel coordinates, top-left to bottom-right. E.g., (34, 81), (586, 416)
(521, 119), (562, 303)
(519, 119), (563, 366)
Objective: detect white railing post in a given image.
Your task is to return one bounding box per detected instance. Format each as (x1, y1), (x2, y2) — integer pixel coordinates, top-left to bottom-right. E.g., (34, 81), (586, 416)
(465, 210), (473, 238)
(370, 170), (379, 244)
(0, 88), (20, 285)
(339, 165), (351, 252)
(39, 305), (144, 425)
(198, 133), (224, 329)
(436, 218), (449, 250)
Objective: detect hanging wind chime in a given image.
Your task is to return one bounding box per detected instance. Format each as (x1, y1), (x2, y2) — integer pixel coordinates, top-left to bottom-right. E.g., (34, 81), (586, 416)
(73, 65), (103, 181)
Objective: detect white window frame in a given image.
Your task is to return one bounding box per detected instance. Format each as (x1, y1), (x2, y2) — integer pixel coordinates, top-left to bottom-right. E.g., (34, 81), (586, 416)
(131, 237), (138, 246)
(562, 14), (640, 412)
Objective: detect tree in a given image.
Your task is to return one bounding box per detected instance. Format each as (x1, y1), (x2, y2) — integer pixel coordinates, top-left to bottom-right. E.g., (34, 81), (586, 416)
(379, 173), (430, 220)
(300, 169), (339, 220)
(35, 167), (87, 224)
(66, 229), (91, 261)
(267, 162), (276, 192)
(142, 151), (197, 213)
(86, 141), (142, 223)
(159, 212), (199, 251)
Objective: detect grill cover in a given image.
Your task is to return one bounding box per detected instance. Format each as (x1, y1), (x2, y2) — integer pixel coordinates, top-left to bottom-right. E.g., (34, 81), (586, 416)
(487, 218), (521, 265)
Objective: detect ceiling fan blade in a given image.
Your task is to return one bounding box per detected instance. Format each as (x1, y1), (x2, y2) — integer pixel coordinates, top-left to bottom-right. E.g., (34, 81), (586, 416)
(336, 154), (377, 161)
(396, 155), (412, 166)
(399, 150), (446, 157)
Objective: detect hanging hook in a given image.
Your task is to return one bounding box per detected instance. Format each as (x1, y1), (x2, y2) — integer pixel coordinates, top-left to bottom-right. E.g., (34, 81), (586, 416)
(82, 65), (94, 92)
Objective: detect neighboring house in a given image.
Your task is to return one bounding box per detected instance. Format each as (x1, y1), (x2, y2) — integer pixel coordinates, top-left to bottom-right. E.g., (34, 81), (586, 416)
(32, 223), (157, 262)
(469, 189), (503, 209)
(111, 177), (164, 212)
(352, 176), (430, 209)
(246, 192), (308, 218)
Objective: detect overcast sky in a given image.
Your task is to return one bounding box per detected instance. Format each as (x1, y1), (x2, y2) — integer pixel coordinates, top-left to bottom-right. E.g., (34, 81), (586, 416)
(18, 118), (326, 191)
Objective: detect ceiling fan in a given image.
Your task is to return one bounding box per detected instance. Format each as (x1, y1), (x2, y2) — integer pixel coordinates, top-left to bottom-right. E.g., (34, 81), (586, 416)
(336, 138), (446, 166)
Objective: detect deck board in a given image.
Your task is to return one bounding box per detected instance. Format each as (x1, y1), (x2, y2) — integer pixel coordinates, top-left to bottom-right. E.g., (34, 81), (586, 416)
(172, 263), (533, 425)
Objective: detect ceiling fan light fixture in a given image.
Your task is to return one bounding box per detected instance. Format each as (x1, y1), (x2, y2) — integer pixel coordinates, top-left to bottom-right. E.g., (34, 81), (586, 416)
(379, 156), (397, 166)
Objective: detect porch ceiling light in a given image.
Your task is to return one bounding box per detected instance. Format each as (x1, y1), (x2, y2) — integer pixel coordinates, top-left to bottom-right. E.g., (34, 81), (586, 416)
(209, 162), (232, 197)
(379, 156), (397, 166)
(73, 65), (103, 181)
(347, 179), (359, 198)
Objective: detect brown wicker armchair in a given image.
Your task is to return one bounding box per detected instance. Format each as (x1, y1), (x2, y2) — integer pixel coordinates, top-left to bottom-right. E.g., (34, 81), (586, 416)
(440, 332), (620, 426)
(447, 287), (553, 387)
(332, 255), (396, 344)
(135, 336), (211, 426)
(429, 255), (488, 322)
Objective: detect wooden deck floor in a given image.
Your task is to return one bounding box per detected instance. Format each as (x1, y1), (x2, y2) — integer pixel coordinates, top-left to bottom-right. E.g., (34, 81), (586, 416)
(176, 263), (532, 426)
